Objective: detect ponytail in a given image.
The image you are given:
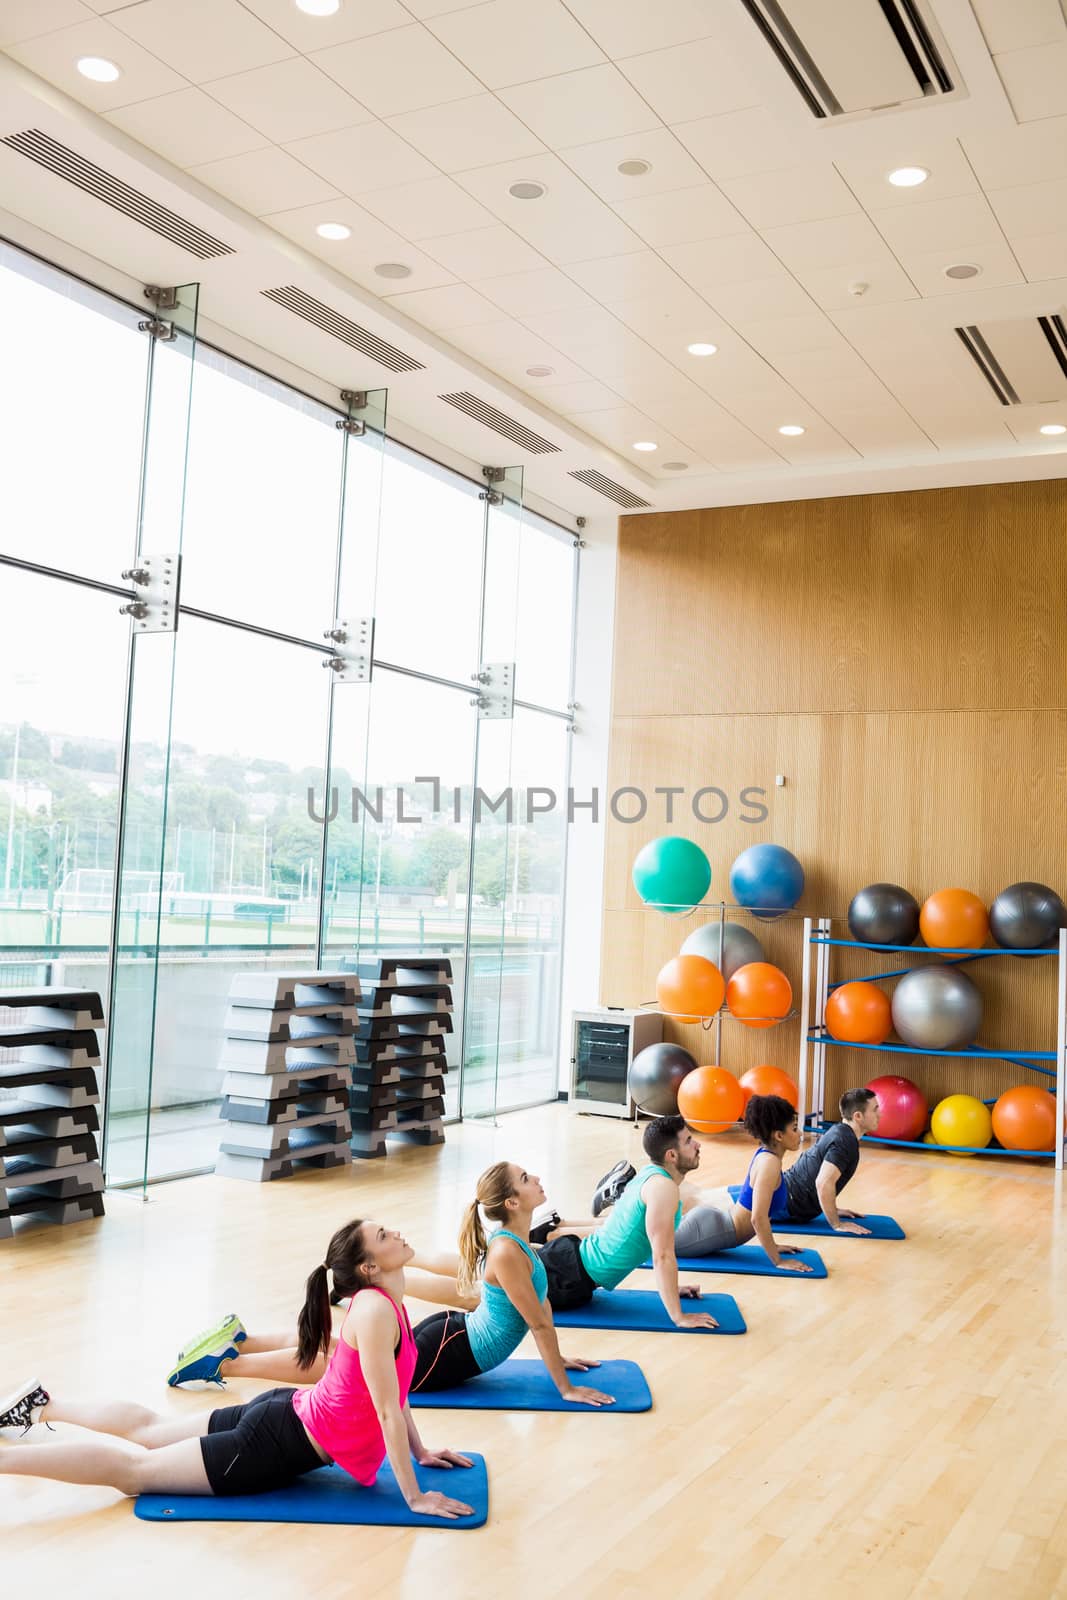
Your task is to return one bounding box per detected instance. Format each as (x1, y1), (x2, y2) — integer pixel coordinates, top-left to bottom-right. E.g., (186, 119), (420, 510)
(457, 1160), (519, 1295)
(296, 1218), (370, 1370)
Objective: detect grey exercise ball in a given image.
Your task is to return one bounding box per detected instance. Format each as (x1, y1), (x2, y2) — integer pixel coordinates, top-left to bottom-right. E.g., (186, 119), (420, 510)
(628, 1042), (698, 1116)
(681, 921), (765, 982)
(848, 883), (921, 947)
(891, 965), (983, 1050)
(989, 882), (1067, 951)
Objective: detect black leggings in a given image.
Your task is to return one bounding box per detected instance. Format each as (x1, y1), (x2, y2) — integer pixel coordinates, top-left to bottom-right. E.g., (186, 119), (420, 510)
(202, 1387), (326, 1496)
(411, 1309), (482, 1392)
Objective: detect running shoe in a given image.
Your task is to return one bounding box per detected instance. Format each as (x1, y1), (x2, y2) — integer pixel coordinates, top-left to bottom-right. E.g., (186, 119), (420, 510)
(591, 1159), (636, 1217)
(530, 1208), (561, 1246)
(168, 1316), (246, 1388)
(175, 1313), (246, 1361)
(0, 1379), (50, 1435)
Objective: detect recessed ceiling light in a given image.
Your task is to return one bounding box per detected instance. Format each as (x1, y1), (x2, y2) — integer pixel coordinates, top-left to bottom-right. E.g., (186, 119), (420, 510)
(77, 56), (120, 82)
(778, 424), (805, 437)
(887, 165), (929, 188)
(525, 365), (554, 378)
(633, 440), (657, 452)
(662, 461), (689, 471)
(316, 222), (350, 241)
(295, 0), (341, 14)
(374, 262), (412, 279)
(1039, 423), (1066, 436)
(509, 180), (546, 200)
(944, 262), (981, 280)
(687, 342), (718, 357)
(617, 159), (651, 177)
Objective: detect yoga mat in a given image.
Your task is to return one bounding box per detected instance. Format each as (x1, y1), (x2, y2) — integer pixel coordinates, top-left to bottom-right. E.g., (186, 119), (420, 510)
(638, 1243), (827, 1279)
(410, 1358), (650, 1412)
(553, 1289), (745, 1334)
(725, 1190), (905, 1240)
(135, 1454), (488, 1529)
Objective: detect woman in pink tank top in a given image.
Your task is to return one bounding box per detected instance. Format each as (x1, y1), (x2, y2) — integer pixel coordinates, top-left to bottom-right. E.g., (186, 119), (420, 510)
(0, 1219), (474, 1519)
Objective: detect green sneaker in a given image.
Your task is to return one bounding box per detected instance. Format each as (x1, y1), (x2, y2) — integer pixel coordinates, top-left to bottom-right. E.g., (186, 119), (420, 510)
(168, 1314), (246, 1388)
(176, 1313), (246, 1362)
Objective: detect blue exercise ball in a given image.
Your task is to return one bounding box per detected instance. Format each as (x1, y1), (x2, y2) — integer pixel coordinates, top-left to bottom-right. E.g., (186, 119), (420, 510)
(729, 844), (804, 921)
(632, 836), (711, 915)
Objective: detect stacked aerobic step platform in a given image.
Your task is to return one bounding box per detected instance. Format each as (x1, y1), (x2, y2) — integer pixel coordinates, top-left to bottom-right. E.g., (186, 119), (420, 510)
(215, 971), (357, 1182)
(0, 987), (105, 1240)
(349, 956), (452, 1159)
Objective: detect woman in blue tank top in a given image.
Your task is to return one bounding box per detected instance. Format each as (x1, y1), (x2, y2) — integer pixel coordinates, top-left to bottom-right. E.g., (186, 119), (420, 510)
(734, 1096), (814, 1274)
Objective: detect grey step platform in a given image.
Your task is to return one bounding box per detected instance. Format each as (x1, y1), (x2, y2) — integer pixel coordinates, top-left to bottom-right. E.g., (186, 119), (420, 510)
(223, 1009), (357, 1045)
(391, 1076), (444, 1099)
(0, 1132), (98, 1167)
(220, 1066), (352, 1101)
(0, 1025), (100, 1053)
(220, 1091), (348, 1126)
(227, 973), (360, 1010)
(0, 1102), (100, 1139)
(350, 957), (452, 985)
(0, 1159), (104, 1195)
(349, 1087), (398, 1112)
(2, 1190), (106, 1228)
(220, 1112), (352, 1159)
(215, 1145), (352, 1183)
(0, 988), (105, 1025)
(355, 1016), (452, 1041)
(217, 1038), (355, 1074)
(349, 1105), (399, 1132)
(350, 1064), (401, 1088)
(0, 1064), (101, 1107)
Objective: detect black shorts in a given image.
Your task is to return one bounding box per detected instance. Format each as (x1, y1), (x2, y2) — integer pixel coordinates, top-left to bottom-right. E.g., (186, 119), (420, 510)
(539, 1233), (597, 1311)
(202, 1387), (326, 1497)
(411, 1309), (482, 1392)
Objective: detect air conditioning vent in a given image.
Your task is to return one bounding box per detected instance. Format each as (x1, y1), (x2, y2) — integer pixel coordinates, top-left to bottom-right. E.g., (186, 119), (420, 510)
(438, 392), (561, 454)
(0, 128), (234, 259)
(956, 315), (1067, 406)
(262, 286), (425, 374)
(739, 0), (957, 118)
(568, 470), (651, 510)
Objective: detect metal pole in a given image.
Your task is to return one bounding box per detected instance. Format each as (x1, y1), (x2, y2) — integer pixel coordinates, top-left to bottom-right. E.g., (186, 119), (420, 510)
(798, 916), (812, 1141)
(715, 899), (725, 1067)
(813, 916), (831, 1127)
(1056, 927), (1066, 1173)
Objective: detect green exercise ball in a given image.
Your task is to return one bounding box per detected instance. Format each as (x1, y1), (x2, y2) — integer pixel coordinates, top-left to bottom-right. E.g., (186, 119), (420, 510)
(632, 836), (711, 915)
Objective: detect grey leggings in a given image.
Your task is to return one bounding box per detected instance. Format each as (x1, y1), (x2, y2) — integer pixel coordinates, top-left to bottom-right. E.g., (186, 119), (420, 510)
(673, 1204), (739, 1256)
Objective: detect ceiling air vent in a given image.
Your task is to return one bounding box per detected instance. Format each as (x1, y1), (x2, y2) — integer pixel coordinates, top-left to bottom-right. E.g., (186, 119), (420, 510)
(438, 392), (560, 454)
(956, 315), (1067, 406)
(262, 286), (425, 374)
(0, 128), (233, 259)
(568, 470), (651, 511)
(739, 0), (957, 118)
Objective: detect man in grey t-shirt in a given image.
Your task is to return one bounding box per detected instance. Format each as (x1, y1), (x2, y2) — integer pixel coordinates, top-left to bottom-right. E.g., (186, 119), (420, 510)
(783, 1087), (881, 1234)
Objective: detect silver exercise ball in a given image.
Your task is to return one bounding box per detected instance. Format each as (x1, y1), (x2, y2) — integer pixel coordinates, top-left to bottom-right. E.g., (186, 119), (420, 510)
(628, 1042), (698, 1116)
(681, 921), (764, 983)
(891, 965), (983, 1050)
(847, 883), (920, 947)
(989, 882), (1067, 951)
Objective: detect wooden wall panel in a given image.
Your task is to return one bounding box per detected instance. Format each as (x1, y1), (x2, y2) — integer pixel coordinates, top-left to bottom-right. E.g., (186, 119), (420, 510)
(601, 479), (1067, 1117)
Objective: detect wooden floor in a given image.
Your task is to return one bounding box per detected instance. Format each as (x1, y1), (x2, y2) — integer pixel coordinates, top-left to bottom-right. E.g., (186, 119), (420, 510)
(3, 1105), (1067, 1599)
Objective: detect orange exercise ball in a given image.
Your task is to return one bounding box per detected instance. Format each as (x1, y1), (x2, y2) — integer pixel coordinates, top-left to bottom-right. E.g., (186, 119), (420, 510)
(919, 889), (989, 950)
(677, 1066), (746, 1134)
(992, 1084), (1059, 1152)
(739, 1064), (798, 1109)
(825, 981), (892, 1045)
(726, 962), (792, 1029)
(655, 954), (725, 1024)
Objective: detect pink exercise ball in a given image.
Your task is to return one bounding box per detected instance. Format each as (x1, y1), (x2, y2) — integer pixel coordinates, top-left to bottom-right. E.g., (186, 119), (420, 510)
(866, 1074), (928, 1142)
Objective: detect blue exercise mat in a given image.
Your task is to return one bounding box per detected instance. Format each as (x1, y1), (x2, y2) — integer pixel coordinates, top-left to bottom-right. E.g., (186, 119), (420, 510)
(637, 1243), (827, 1278)
(725, 1189), (905, 1240)
(135, 1454), (488, 1529)
(410, 1358), (650, 1412)
(553, 1289), (746, 1334)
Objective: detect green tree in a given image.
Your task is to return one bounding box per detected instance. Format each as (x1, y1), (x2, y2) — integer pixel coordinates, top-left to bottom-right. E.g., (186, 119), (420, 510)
(409, 826), (468, 894)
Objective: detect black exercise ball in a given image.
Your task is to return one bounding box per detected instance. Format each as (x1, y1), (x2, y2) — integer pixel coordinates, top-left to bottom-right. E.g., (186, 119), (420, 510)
(847, 883), (920, 947)
(989, 881), (1067, 950)
(628, 1042), (698, 1116)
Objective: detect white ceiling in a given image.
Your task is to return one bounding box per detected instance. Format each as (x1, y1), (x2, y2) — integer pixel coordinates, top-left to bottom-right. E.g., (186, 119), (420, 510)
(1, 0), (1067, 521)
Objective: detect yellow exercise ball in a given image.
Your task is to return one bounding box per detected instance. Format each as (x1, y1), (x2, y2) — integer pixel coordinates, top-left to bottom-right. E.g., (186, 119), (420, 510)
(930, 1093), (992, 1154)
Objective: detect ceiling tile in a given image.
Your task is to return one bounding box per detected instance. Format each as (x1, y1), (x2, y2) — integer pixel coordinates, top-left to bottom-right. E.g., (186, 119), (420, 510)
(1011, 229), (1067, 279)
(5, 16), (186, 109)
(287, 122), (437, 194)
(720, 165), (860, 229)
(388, 95), (545, 171)
(111, 0), (292, 82)
(660, 232), (786, 294)
(0, 0), (92, 47)
(789, 257), (918, 312)
(206, 58), (372, 144)
(106, 88), (266, 168)
(235, 0), (412, 51)
(310, 26), (482, 118)
(445, 319), (592, 386)
(961, 119), (1067, 189)
(402, 0), (483, 15)
(832, 139), (979, 213)
(673, 106), (800, 182)
(455, 153), (645, 265)
(420, 224), (547, 279)
(618, 36), (760, 126)
(872, 193), (1005, 253)
(474, 266), (598, 318)
(611, 184), (748, 248)
(263, 196), (457, 290)
(560, 127), (709, 203)
(499, 64), (660, 148)
(738, 312), (846, 358)
(994, 41), (1067, 122)
(889, 237), (1025, 298)
(708, 273), (817, 322)
(563, 0), (720, 58)
(987, 176), (1067, 238)
(574, 403), (693, 463)
(383, 283), (503, 330)
(763, 213), (893, 271)
(426, 0), (604, 88)
(531, 378), (622, 412)
(191, 147), (339, 214)
(970, 0), (1066, 54)
(355, 176), (495, 240)
(565, 250), (693, 310)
